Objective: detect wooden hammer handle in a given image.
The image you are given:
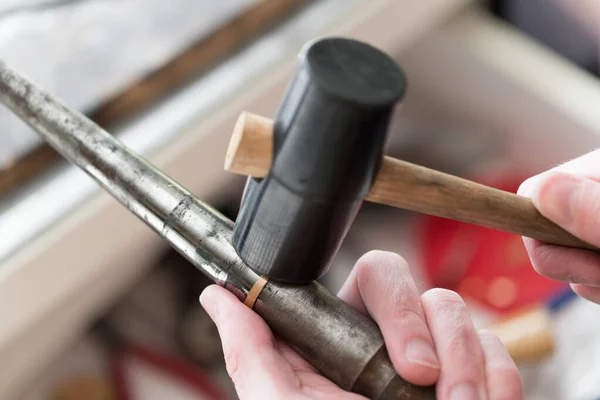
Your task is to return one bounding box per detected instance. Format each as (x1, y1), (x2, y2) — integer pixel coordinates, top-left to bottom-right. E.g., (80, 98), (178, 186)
(226, 112), (598, 252)
(487, 307), (555, 365)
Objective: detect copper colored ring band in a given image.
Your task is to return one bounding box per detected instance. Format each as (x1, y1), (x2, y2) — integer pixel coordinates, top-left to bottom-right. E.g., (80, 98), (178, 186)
(244, 275), (269, 309)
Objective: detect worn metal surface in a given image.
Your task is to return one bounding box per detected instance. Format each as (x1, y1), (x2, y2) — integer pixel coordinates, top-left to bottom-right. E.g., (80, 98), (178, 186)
(256, 282), (436, 399)
(0, 61), (436, 399)
(0, 59), (258, 292)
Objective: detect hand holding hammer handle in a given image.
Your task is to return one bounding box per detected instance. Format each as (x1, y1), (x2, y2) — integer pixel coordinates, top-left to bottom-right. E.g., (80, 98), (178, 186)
(226, 112), (597, 253)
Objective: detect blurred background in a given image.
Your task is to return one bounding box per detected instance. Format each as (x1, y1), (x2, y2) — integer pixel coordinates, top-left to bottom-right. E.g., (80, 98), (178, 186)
(1, 0), (600, 399)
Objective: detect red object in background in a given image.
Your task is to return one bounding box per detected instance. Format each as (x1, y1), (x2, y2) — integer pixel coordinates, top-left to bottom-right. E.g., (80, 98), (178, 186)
(418, 172), (568, 315)
(95, 319), (228, 400)
(110, 342), (228, 400)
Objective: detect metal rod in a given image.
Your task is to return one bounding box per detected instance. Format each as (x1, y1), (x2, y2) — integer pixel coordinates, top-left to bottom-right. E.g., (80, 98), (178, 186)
(0, 60), (259, 296)
(0, 60), (436, 399)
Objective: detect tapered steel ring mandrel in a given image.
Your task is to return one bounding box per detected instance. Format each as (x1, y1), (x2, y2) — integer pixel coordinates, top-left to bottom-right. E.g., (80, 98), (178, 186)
(0, 42), (434, 399)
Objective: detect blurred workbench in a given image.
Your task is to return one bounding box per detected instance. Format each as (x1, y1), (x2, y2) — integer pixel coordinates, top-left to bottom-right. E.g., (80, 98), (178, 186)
(0, 0), (307, 198)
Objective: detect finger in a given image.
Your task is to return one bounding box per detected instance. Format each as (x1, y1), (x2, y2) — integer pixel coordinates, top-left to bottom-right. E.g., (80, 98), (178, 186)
(523, 172), (600, 248)
(421, 288), (486, 400)
(199, 285), (299, 398)
(478, 330), (524, 400)
(570, 283), (600, 303)
(523, 237), (600, 286)
(337, 250), (440, 386)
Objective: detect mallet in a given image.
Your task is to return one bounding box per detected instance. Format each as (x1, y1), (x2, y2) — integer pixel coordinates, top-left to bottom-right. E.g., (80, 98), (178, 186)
(226, 112), (597, 256)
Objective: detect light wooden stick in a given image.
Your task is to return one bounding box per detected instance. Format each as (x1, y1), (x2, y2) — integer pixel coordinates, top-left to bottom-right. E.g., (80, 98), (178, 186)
(487, 307), (555, 364)
(225, 111), (598, 252)
(225, 112), (273, 178)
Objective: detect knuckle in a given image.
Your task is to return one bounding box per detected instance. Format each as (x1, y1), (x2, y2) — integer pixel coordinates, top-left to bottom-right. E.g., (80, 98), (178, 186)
(391, 308), (424, 326)
(478, 329), (501, 344)
(355, 250), (410, 292)
(422, 288), (465, 308)
(390, 281), (422, 316)
(446, 325), (479, 357)
(529, 244), (560, 278)
(532, 243), (600, 284)
(444, 328), (485, 377)
(530, 243), (573, 281)
(354, 255), (376, 286)
(424, 289), (483, 362)
(356, 250), (407, 272)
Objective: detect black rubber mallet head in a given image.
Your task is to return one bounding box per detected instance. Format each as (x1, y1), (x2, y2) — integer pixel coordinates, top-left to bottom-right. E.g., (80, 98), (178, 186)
(232, 36), (407, 283)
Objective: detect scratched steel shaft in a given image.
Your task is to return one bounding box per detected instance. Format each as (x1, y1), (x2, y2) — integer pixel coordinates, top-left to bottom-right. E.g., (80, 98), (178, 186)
(0, 61), (436, 400)
(0, 60), (259, 295)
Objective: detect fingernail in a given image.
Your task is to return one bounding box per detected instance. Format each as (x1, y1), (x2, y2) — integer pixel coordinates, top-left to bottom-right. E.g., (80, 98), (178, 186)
(200, 290), (220, 321)
(532, 173), (581, 225)
(405, 338), (440, 368)
(449, 383), (480, 400)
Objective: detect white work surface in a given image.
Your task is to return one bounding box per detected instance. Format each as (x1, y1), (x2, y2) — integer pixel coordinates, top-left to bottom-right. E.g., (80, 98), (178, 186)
(0, 0), (258, 170)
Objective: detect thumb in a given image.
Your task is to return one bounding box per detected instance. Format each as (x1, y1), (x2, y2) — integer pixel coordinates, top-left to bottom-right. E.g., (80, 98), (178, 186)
(199, 285), (299, 399)
(525, 172), (600, 248)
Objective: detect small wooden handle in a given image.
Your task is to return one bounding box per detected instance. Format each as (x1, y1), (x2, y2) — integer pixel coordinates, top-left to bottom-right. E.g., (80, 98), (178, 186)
(225, 112), (274, 177)
(225, 112), (598, 252)
(487, 307), (555, 364)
